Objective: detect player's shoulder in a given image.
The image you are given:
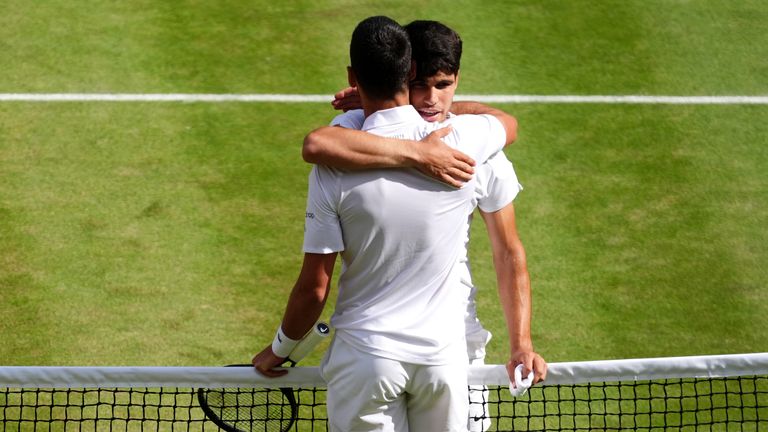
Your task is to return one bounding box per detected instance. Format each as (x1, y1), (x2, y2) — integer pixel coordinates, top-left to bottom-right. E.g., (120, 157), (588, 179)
(330, 109), (365, 129)
(444, 112), (499, 129)
(440, 113), (505, 148)
(483, 150), (517, 180)
(486, 149), (513, 168)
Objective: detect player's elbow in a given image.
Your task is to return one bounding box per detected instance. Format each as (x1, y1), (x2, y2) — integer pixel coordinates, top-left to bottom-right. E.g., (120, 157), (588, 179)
(292, 281), (331, 310)
(306, 279), (331, 302)
(503, 115), (518, 147)
(497, 241), (527, 269)
(302, 128), (326, 164)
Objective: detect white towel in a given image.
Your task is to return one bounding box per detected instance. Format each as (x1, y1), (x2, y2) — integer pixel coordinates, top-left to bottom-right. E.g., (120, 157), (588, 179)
(508, 364), (534, 397)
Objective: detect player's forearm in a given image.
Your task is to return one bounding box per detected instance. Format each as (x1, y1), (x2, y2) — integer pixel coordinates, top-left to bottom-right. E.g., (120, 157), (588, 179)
(281, 286), (328, 339)
(451, 101), (518, 146)
(495, 246), (534, 354)
(451, 101), (498, 116)
(302, 126), (419, 169)
(279, 253), (335, 339)
(481, 206), (534, 353)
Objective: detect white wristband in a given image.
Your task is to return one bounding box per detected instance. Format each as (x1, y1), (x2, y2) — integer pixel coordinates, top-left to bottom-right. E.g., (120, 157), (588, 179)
(271, 326), (301, 358)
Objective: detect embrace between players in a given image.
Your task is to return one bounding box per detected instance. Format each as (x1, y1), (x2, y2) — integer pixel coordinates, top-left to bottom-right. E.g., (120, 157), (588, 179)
(252, 16), (548, 432)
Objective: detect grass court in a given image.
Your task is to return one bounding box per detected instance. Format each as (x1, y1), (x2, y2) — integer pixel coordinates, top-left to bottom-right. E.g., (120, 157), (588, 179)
(1, 1), (767, 368)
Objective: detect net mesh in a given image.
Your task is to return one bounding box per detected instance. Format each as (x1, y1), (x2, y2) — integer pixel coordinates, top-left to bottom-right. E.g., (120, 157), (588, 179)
(479, 375), (767, 431)
(1, 387), (328, 431)
(2, 354), (767, 431)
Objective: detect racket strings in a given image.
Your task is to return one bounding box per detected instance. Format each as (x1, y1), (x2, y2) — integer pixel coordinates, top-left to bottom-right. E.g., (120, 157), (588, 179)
(200, 387), (297, 432)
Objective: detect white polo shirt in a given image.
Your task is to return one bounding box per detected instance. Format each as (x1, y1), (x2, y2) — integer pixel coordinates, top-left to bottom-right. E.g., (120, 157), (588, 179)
(330, 110), (522, 214)
(305, 105), (506, 365)
(332, 109), (523, 352)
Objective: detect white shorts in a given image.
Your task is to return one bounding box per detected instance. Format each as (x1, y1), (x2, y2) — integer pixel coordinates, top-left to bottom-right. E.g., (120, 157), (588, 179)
(320, 335), (469, 432)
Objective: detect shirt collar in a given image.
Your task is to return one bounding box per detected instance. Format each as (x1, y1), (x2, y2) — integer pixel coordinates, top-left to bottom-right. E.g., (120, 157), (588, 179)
(362, 105), (423, 131)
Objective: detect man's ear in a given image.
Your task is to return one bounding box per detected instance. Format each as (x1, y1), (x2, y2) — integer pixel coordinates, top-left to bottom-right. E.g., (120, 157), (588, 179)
(454, 69), (460, 86)
(409, 60), (417, 81)
(347, 66), (357, 87)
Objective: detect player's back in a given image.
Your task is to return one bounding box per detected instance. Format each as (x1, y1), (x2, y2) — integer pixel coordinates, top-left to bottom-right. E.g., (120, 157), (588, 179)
(306, 105), (506, 364)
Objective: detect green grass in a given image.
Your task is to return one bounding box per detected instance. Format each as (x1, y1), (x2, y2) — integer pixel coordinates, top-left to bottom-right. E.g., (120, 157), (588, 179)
(471, 104), (768, 363)
(452, 0), (768, 95)
(1, 0), (767, 368)
(0, 103), (329, 365)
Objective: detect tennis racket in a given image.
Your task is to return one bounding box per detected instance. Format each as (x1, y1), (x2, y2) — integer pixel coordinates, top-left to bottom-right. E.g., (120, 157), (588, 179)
(197, 322), (331, 432)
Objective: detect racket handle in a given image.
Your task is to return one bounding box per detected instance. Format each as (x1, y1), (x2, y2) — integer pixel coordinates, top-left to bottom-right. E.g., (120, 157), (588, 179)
(286, 322), (331, 364)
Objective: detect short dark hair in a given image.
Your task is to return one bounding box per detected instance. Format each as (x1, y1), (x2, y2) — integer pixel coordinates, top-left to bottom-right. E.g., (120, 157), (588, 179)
(349, 16), (412, 100)
(404, 20), (462, 80)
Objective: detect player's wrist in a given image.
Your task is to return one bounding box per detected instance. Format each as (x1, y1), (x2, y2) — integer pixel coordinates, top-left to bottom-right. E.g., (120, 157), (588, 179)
(399, 139), (423, 168)
(510, 343), (535, 356)
(271, 326), (301, 358)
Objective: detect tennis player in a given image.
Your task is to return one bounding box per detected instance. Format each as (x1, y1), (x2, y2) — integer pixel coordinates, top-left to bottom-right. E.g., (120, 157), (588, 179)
(252, 16), (516, 432)
(302, 20), (547, 431)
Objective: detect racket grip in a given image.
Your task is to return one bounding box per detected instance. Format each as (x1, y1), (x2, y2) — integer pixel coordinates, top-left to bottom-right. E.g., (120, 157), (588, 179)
(286, 322), (331, 364)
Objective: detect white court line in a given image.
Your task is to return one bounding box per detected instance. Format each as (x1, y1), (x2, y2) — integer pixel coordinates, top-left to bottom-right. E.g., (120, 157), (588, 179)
(0, 93), (767, 104)
(0, 93), (331, 103)
(459, 95), (768, 104)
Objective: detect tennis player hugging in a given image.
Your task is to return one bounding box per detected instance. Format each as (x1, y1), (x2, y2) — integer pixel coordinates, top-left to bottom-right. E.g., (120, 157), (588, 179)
(252, 15), (547, 432)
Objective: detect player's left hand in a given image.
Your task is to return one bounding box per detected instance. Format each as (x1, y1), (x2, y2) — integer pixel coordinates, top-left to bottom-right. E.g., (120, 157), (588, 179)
(252, 346), (289, 378)
(507, 350), (547, 385)
(331, 87), (361, 112)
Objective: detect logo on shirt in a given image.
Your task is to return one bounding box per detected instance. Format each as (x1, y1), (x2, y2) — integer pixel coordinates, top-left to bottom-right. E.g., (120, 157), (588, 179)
(306, 212), (315, 219)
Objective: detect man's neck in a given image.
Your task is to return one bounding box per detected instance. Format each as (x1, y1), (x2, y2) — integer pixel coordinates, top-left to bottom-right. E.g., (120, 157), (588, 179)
(362, 90), (410, 118)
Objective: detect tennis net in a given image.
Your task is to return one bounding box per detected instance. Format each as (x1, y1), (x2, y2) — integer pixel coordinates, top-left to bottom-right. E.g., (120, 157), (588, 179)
(1, 353), (766, 431)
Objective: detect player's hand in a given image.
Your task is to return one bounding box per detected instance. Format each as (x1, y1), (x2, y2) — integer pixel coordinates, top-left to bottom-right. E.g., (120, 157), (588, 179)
(331, 87), (361, 112)
(507, 350), (547, 385)
(415, 126), (475, 188)
(252, 346), (289, 378)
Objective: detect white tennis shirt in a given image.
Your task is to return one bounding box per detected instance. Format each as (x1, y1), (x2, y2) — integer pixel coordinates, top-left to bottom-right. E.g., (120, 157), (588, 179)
(303, 105), (506, 365)
(330, 109), (523, 360)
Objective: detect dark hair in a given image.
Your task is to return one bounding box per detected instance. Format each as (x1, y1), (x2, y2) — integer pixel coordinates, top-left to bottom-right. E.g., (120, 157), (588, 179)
(349, 16), (412, 100)
(404, 20), (462, 80)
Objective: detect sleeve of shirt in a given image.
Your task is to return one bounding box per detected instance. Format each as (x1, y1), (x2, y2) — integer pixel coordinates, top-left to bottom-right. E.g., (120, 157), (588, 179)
(302, 166), (345, 254)
(476, 151), (524, 213)
(448, 114), (507, 164)
(330, 109), (365, 129)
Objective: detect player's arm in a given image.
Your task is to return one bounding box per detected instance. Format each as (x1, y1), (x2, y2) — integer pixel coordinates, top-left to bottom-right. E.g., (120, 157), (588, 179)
(480, 204), (547, 384)
(451, 101), (518, 146)
(303, 126), (475, 188)
(252, 252), (337, 377)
